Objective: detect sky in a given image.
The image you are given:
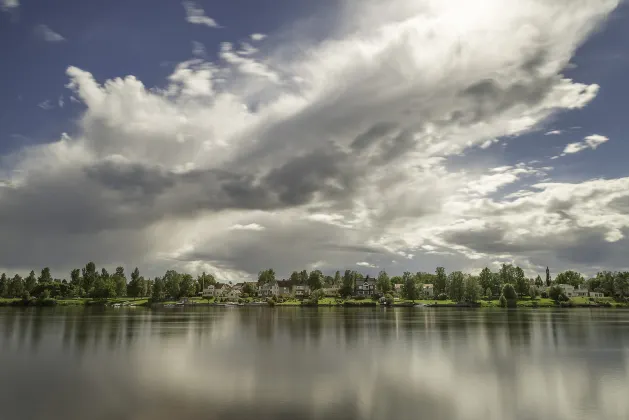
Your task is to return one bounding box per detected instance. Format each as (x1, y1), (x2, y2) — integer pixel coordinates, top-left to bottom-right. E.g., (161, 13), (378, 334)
(1, 0), (628, 281)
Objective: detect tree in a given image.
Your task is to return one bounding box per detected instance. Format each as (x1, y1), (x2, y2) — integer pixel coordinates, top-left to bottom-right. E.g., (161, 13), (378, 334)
(179, 274), (195, 297)
(334, 271), (341, 285)
(101, 268), (110, 280)
(164, 270), (182, 299)
(402, 271), (418, 300)
(548, 285), (565, 302)
(113, 268), (127, 297)
(464, 275), (480, 303)
(534, 275), (543, 288)
(545, 266), (551, 287)
(447, 271), (465, 302)
(307, 270), (323, 290)
(128, 268), (146, 299)
(197, 272), (216, 291)
(485, 287), (492, 299)
(596, 271), (615, 297)
(499, 295), (508, 308)
(25, 270), (37, 293)
(340, 270), (355, 297)
(555, 270), (584, 288)
(242, 282), (256, 296)
(38, 267), (52, 284)
(92, 276), (116, 299)
(299, 270), (308, 285)
(478, 267), (493, 293)
(501, 283), (517, 307)
(82, 262), (98, 295)
(514, 267), (529, 297)
(435, 267), (447, 295)
(70, 269), (81, 286)
(529, 285), (539, 299)
(257, 269), (276, 286)
(499, 264), (515, 284)
(614, 272), (629, 300)
(376, 270), (391, 294)
(0, 273), (8, 298)
(151, 277), (166, 301)
(289, 271), (300, 285)
(8, 275), (25, 298)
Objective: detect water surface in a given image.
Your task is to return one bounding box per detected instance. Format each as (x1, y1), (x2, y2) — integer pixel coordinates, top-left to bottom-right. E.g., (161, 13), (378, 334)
(1, 307), (628, 420)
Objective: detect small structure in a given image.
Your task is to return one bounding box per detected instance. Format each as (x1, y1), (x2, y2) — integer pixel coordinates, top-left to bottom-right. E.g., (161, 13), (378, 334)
(292, 284), (311, 297)
(323, 285), (340, 297)
(558, 284), (604, 298)
(355, 276), (376, 296)
(277, 280), (292, 296)
(259, 282), (280, 297)
(422, 284), (434, 297)
(393, 284), (403, 295)
(202, 283), (227, 298)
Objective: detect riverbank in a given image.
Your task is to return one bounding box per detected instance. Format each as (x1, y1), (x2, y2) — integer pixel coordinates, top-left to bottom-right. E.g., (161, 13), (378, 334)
(2, 296), (627, 308)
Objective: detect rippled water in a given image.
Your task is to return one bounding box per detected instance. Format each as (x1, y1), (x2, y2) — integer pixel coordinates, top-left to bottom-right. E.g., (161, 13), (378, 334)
(1, 307), (628, 420)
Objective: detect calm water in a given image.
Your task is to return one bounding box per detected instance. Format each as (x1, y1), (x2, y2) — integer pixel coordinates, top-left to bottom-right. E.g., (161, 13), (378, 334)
(1, 307), (628, 420)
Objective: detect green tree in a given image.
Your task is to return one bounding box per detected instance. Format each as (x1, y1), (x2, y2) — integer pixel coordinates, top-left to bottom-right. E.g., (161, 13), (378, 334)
(334, 270), (341, 285)
(485, 287), (492, 299)
(179, 274), (195, 297)
(92, 276), (116, 299)
(113, 267), (127, 297)
(499, 295), (508, 308)
(289, 271), (300, 285)
(101, 268), (110, 280)
(70, 269), (81, 287)
(548, 285), (565, 302)
(257, 269), (276, 286)
(478, 267), (493, 293)
(499, 264), (515, 284)
(82, 262), (97, 294)
(299, 270), (309, 285)
(128, 268), (145, 299)
(614, 272), (629, 300)
(514, 267), (529, 296)
(197, 272), (216, 291)
(529, 285), (538, 299)
(0, 273), (8, 298)
(596, 271), (615, 297)
(25, 270), (37, 293)
(38, 267), (52, 284)
(555, 270), (584, 288)
(501, 283), (517, 307)
(376, 270), (391, 294)
(534, 275), (543, 288)
(545, 266), (551, 287)
(464, 275), (480, 303)
(402, 271), (418, 300)
(307, 270), (323, 290)
(435, 267), (447, 295)
(340, 270), (355, 297)
(447, 271), (465, 302)
(164, 270), (182, 299)
(151, 277), (166, 301)
(9, 274), (25, 298)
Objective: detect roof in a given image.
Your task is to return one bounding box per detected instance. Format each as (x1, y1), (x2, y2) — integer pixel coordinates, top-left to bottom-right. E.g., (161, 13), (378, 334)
(423, 284), (434, 288)
(277, 280), (292, 287)
(214, 283), (226, 289)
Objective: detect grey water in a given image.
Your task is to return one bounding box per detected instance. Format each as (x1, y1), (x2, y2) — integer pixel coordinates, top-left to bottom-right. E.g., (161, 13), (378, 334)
(1, 307), (628, 420)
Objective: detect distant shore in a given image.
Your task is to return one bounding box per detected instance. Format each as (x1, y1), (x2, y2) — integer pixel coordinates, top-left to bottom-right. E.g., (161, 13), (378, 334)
(1, 296), (627, 309)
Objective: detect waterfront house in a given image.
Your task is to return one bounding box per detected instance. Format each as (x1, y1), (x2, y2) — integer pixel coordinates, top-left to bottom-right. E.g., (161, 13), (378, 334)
(259, 282), (280, 297)
(323, 285), (340, 297)
(202, 283), (228, 298)
(393, 283), (403, 295)
(292, 284), (311, 297)
(422, 284), (434, 297)
(355, 276), (376, 296)
(558, 284), (604, 298)
(277, 280), (292, 296)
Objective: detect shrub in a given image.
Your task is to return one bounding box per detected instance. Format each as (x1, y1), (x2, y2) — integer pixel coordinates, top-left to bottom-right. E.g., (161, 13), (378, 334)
(499, 295), (508, 308)
(384, 294), (394, 305)
(502, 284), (517, 301)
(540, 291), (548, 299)
(436, 293), (448, 301)
(354, 296), (366, 301)
(266, 298), (276, 307)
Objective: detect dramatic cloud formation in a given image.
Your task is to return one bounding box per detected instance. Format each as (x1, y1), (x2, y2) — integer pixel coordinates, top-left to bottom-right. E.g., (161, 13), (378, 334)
(0, 0), (18, 12)
(562, 134), (609, 155)
(34, 24), (65, 42)
(182, 1), (219, 28)
(0, 0), (624, 279)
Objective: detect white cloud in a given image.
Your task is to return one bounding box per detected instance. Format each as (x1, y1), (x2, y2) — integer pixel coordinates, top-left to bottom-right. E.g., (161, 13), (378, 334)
(250, 33), (267, 41)
(192, 41), (206, 57)
(34, 24), (65, 42)
(545, 130), (562, 135)
(229, 223), (266, 231)
(1, 0), (18, 12)
(183, 1), (220, 28)
(58, 96), (64, 108)
(0, 0), (623, 279)
(37, 100), (54, 110)
(562, 134), (609, 155)
(356, 261), (377, 268)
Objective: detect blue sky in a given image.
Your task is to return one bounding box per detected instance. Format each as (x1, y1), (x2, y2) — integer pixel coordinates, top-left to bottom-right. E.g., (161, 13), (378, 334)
(0, 0), (628, 279)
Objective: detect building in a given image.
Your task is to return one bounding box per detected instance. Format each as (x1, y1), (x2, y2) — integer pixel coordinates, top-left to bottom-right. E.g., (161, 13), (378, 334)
(558, 284), (604, 298)
(225, 287), (241, 299)
(202, 283), (227, 298)
(292, 284), (311, 297)
(277, 280), (292, 296)
(355, 277), (376, 296)
(393, 284), (403, 295)
(323, 285), (340, 296)
(422, 284), (434, 297)
(259, 282), (280, 297)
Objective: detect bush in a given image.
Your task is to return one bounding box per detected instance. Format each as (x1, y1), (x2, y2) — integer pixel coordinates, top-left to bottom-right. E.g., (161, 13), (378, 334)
(436, 293), (448, 301)
(540, 291), (548, 299)
(499, 295), (508, 308)
(502, 284), (517, 300)
(266, 298), (276, 307)
(354, 296), (366, 301)
(238, 298), (244, 304)
(384, 294), (394, 305)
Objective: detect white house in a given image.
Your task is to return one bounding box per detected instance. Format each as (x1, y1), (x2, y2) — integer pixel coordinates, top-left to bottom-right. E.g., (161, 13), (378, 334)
(393, 284), (403, 295)
(292, 284), (311, 297)
(422, 284), (434, 297)
(558, 284), (604, 298)
(259, 282), (280, 297)
(202, 283), (227, 298)
(323, 285), (340, 296)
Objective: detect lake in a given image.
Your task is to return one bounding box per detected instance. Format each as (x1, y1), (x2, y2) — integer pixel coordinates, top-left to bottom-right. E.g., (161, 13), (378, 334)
(1, 307), (628, 420)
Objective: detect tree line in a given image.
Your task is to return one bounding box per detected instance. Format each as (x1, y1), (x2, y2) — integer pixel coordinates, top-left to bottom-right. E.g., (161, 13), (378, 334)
(1, 262), (628, 302)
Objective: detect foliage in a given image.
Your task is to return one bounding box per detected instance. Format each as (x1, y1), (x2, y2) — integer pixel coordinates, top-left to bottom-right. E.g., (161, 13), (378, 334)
(446, 271), (465, 302)
(529, 285), (539, 299)
(484, 287), (492, 299)
(307, 270), (323, 290)
(464, 275), (480, 303)
(257, 268), (276, 286)
(548, 285), (565, 302)
(545, 267), (551, 287)
(435, 267), (447, 295)
(384, 293), (394, 305)
(499, 295), (508, 308)
(376, 270), (391, 294)
(151, 277), (166, 301)
(402, 271), (418, 300)
(555, 270), (584, 288)
(514, 267), (528, 296)
(340, 270), (355, 297)
(501, 283), (517, 300)
(436, 293), (448, 301)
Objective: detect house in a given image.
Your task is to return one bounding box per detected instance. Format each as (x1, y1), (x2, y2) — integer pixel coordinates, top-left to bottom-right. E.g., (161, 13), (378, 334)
(259, 282), (280, 297)
(323, 285), (340, 296)
(225, 287), (241, 299)
(558, 284), (604, 298)
(203, 283), (227, 298)
(277, 280), (292, 296)
(355, 277), (376, 296)
(292, 284), (311, 297)
(422, 284), (434, 297)
(393, 284), (403, 295)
